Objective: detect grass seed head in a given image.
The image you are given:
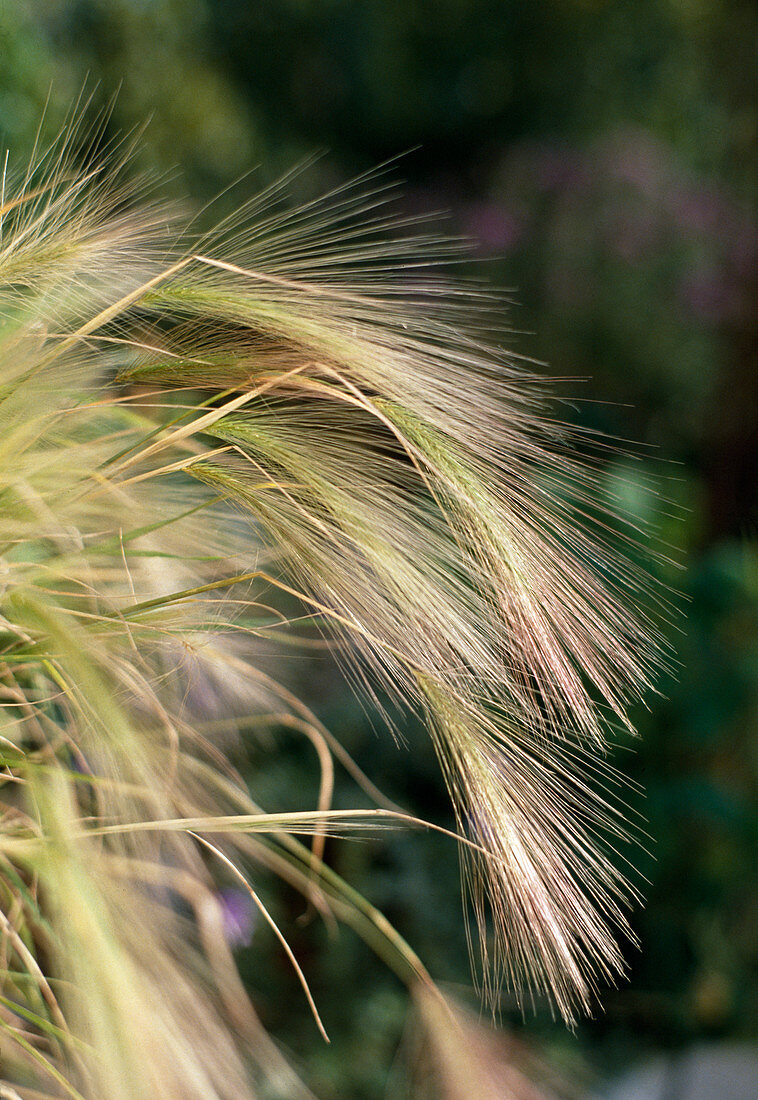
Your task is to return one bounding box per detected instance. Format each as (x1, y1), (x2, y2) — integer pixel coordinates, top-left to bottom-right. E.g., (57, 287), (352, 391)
(0, 123), (665, 1094)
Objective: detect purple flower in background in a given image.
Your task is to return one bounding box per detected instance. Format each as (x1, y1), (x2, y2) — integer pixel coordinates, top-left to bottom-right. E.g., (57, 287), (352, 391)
(532, 142), (588, 192)
(728, 222), (758, 279)
(606, 131), (667, 195)
(611, 209), (661, 263)
(679, 269), (734, 323)
(219, 888), (256, 948)
(462, 200), (524, 254)
(669, 186), (736, 238)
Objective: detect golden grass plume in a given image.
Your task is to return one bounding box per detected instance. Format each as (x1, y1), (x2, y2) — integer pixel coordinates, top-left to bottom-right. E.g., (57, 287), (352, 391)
(0, 115), (665, 1096)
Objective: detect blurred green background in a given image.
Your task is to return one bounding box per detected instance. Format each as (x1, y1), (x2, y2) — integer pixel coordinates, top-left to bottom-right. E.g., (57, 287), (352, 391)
(2, 1), (757, 1096)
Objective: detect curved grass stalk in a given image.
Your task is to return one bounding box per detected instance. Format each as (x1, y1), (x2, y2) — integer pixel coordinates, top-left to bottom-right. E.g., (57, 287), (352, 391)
(0, 124), (664, 1095)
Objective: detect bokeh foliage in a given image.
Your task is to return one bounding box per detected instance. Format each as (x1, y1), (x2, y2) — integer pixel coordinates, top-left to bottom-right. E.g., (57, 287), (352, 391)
(1, 1), (756, 1096)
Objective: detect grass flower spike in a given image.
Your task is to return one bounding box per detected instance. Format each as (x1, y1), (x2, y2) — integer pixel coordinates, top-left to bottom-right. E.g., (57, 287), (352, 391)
(0, 118), (661, 1096)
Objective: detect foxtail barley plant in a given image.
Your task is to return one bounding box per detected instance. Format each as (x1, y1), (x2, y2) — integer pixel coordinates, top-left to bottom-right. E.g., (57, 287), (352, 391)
(0, 115), (663, 1097)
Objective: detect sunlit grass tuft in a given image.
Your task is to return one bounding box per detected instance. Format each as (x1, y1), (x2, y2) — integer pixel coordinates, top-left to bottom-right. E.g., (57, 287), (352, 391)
(0, 115), (665, 1096)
